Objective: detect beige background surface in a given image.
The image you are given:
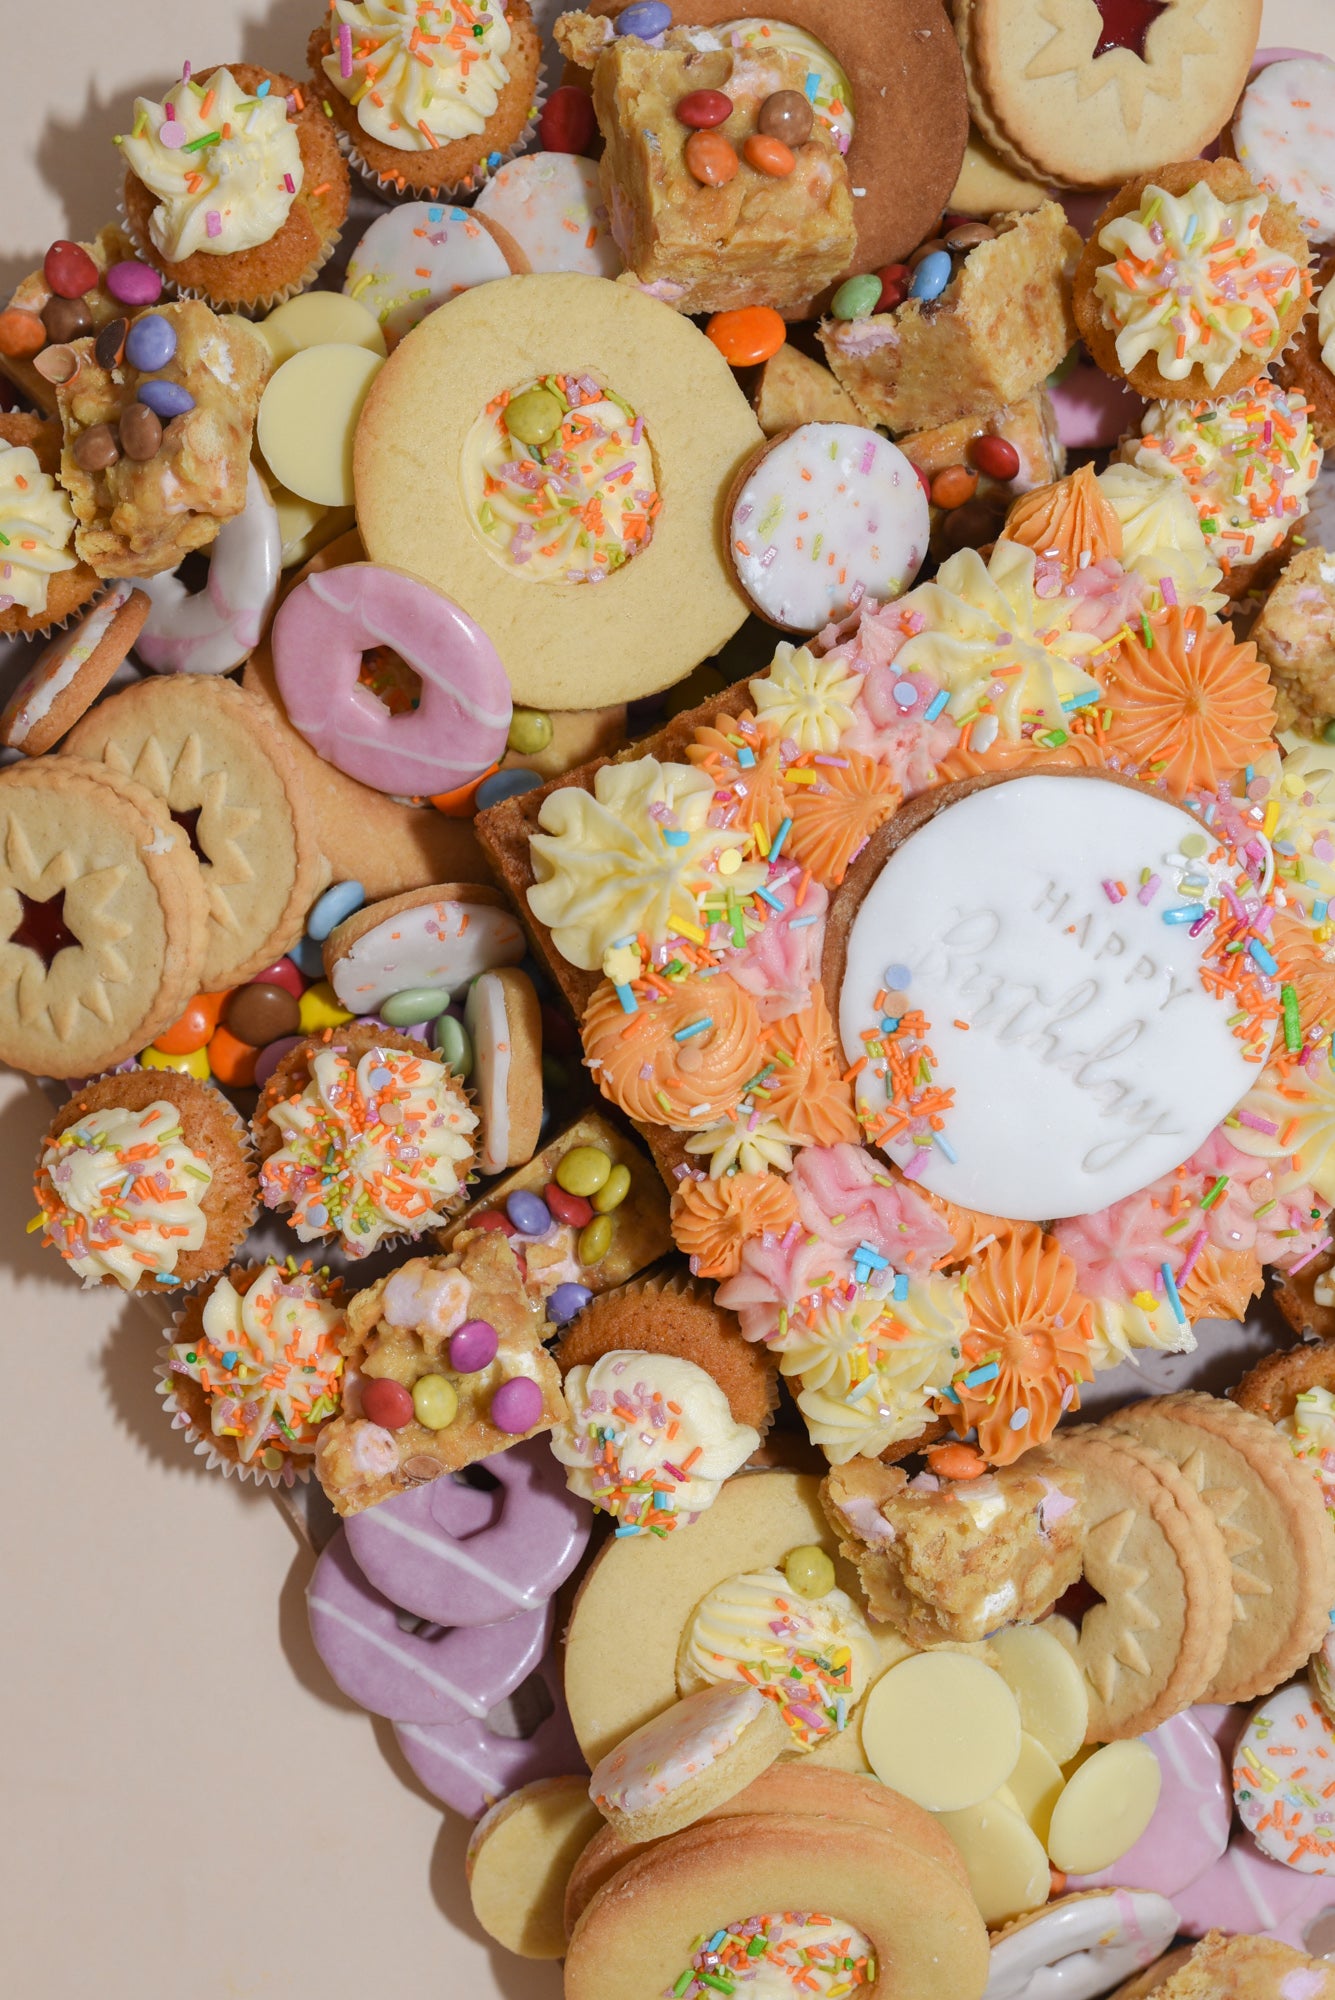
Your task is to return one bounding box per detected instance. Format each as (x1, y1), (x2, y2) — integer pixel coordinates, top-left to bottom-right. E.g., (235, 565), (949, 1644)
(2, 3), (1333, 1996)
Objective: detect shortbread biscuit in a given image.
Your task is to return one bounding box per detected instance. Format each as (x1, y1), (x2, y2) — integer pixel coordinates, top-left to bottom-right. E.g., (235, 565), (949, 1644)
(0, 581), (148, 756)
(63, 673), (327, 990)
(466, 1776), (604, 1960)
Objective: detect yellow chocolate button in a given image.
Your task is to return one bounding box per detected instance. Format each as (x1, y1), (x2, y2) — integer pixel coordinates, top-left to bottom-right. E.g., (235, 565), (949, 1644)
(1005, 1732), (1065, 1846)
(1046, 1739), (1161, 1875)
(258, 344), (384, 507)
(934, 1796), (1051, 1927)
(256, 291), (387, 368)
(860, 1652), (1021, 1813)
(990, 1623), (1089, 1766)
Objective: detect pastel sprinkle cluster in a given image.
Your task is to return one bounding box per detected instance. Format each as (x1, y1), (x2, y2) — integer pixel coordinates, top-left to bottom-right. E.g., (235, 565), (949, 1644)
(668, 1913), (875, 1999)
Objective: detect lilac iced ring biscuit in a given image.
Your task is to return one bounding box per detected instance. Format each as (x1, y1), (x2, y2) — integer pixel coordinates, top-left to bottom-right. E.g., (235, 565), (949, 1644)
(343, 1436), (592, 1628)
(307, 1528), (552, 1724)
(395, 1653), (585, 1820)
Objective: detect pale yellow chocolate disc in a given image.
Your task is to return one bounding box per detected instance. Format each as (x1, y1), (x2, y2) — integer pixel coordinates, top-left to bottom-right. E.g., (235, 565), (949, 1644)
(255, 290), (387, 368)
(990, 1623), (1089, 1767)
(934, 1795), (1051, 1928)
(258, 343), (384, 506)
(1006, 1732), (1065, 1846)
(466, 1775), (604, 1959)
(861, 1652), (1021, 1813)
(1046, 1739), (1162, 1875)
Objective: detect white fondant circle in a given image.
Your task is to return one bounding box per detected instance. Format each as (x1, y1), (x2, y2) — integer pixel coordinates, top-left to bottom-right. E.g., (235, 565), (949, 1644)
(982, 1890), (1179, 2000)
(836, 775), (1273, 1221)
(730, 422), (928, 633)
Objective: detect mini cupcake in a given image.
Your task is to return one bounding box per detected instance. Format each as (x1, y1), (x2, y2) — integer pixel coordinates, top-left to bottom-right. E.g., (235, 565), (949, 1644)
(156, 1258), (347, 1485)
(34, 1070), (257, 1293)
(252, 1024), (478, 1257)
(0, 413), (100, 638)
(117, 62), (349, 311)
(309, 0), (543, 200)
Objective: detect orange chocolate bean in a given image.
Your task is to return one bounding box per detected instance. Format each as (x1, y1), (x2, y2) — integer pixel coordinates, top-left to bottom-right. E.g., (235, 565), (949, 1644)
(0, 308), (47, 359)
(430, 761), (501, 817)
(207, 1023), (260, 1088)
(706, 306), (786, 368)
(684, 129), (739, 187)
(743, 134), (795, 178)
(926, 1441), (988, 1481)
(929, 464), (979, 511)
(154, 990), (229, 1054)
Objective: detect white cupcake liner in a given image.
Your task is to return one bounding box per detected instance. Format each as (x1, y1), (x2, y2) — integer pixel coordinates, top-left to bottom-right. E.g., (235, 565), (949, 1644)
(333, 60), (547, 205)
(116, 191), (341, 317)
(154, 1335), (312, 1489)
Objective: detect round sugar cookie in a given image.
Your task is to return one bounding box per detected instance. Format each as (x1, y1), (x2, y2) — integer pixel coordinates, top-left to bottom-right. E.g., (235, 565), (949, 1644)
(985, 1890), (1180, 2000)
(465, 964), (543, 1174)
(989, 1623), (1089, 1767)
(0, 581), (148, 756)
(323, 882), (525, 1015)
(466, 1776), (604, 1960)
(934, 1794), (1050, 1927)
(61, 674), (327, 991)
(860, 1653), (1021, 1813)
(353, 272), (763, 710)
(472, 154), (620, 279)
(726, 424), (928, 634)
(1047, 1741), (1162, 1876)
(564, 1811), (991, 2000)
(343, 202), (519, 346)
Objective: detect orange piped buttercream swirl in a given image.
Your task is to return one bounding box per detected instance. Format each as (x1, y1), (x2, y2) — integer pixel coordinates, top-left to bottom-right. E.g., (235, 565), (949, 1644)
(1098, 603), (1276, 798)
(671, 1170), (800, 1278)
(936, 724), (1108, 785)
(1003, 464), (1124, 574)
(685, 712), (789, 843)
(914, 1182), (1019, 1264)
(763, 988), (861, 1147)
(1272, 906), (1335, 1046)
(582, 973), (763, 1131)
(948, 1227), (1092, 1466)
(786, 750), (902, 888)
(1179, 1243), (1263, 1322)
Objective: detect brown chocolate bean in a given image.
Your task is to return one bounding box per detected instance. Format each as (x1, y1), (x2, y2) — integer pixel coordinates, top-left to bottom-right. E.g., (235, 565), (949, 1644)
(72, 423), (120, 473)
(945, 222), (997, 252)
(93, 317), (128, 371)
(118, 400), (162, 461)
(756, 88), (812, 148)
(41, 295), (93, 344)
(225, 981), (302, 1046)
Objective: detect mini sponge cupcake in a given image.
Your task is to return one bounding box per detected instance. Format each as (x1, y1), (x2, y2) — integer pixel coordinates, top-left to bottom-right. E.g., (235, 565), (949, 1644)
(252, 1024), (478, 1257)
(156, 1258), (347, 1485)
(309, 0), (543, 200)
(118, 63), (349, 311)
(0, 413), (100, 638)
(549, 1270), (777, 1534)
(35, 1069), (257, 1293)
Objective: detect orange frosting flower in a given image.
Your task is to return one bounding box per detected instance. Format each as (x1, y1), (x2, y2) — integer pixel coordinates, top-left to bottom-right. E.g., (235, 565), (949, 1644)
(1003, 464), (1123, 574)
(685, 711), (788, 842)
(762, 988), (860, 1146)
(1179, 1243), (1263, 1322)
(786, 750), (902, 887)
(948, 1227), (1092, 1466)
(582, 972), (763, 1131)
(1098, 603), (1276, 798)
(916, 1183), (1019, 1264)
(936, 726), (1108, 785)
(1273, 906), (1335, 1045)
(671, 1170), (799, 1278)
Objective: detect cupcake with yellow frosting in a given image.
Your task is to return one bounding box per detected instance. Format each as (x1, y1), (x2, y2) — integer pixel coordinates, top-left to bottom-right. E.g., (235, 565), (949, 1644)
(308, 0), (543, 200)
(0, 413), (100, 638)
(117, 62), (349, 311)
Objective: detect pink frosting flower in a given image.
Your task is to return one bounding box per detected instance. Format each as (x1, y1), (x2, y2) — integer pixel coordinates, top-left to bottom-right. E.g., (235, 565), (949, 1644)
(790, 1143), (954, 1274)
(720, 870), (829, 1023)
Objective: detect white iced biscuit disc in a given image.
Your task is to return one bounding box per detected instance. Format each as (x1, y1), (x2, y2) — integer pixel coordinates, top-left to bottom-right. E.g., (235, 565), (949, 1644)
(729, 422), (928, 633)
(1233, 56), (1335, 246)
(1235, 1677), (1335, 1875)
(473, 154), (621, 279)
(836, 774), (1274, 1221)
(343, 202), (513, 344)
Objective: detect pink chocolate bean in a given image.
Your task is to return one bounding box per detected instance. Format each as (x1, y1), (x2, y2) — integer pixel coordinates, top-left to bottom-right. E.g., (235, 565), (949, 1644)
(394, 1653), (585, 1820)
(343, 1438), (592, 1629)
(1068, 1708), (1230, 1898)
(307, 1529), (551, 1725)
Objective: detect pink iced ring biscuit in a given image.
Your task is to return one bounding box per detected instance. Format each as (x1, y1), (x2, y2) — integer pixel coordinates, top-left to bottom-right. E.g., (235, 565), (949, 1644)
(271, 561), (512, 798)
(982, 1890), (1179, 2000)
(137, 464), (282, 676)
(343, 1437), (592, 1629)
(1068, 1708), (1231, 1899)
(472, 154), (621, 279)
(395, 1653), (586, 1821)
(342, 202), (518, 346)
(1172, 1828), (1320, 1942)
(307, 1528), (553, 1725)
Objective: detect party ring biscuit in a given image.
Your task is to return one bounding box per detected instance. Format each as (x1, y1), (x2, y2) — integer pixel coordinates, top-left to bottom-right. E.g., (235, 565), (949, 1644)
(985, 1890), (1179, 2000)
(62, 674), (326, 992)
(0, 755), (208, 1077)
(353, 272), (764, 710)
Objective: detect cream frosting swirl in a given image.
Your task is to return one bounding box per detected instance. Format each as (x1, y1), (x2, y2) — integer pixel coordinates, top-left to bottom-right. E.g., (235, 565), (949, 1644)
(1321, 277), (1335, 377)
(120, 68), (304, 261)
(1096, 461), (1225, 614)
(549, 1350), (759, 1530)
(1228, 1054), (1335, 1204)
(169, 1262), (345, 1462)
(259, 1046), (477, 1254)
(528, 756), (764, 971)
(36, 1100), (212, 1289)
(0, 445), (77, 615)
(1094, 181), (1305, 389)
(680, 1565), (878, 1749)
(461, 377), (658, 584)
(779, 1275), (966, 1463)
(322, 0), (513, 152)
(750, 641), (863, 753)
(1128, 379), (1321, 567)
(1251, 741), (1335, 921)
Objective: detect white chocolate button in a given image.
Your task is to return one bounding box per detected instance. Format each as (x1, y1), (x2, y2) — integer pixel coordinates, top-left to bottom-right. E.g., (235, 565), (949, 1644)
(861, 1652), (1021, 1813)
(1046, 1739), (1162, 1875)
(935, 1795), (1051, 1927)
(257, 343), (385, 507)
(990, 1624), (1090, 1767)
(837, 774), (1272, 1220)
(255, 291), (387, 367)
(1007, 1732), (1065, 1846)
